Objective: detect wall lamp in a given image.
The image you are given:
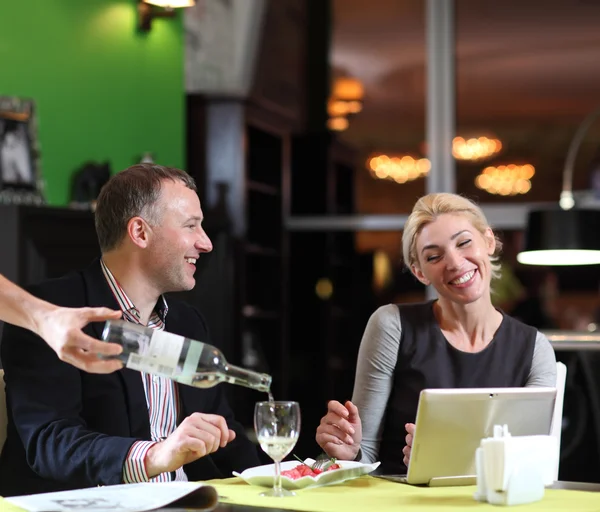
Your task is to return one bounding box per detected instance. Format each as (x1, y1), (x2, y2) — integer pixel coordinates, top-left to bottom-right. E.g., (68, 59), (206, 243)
(517, 105), (600, 266)
(138, 0), (195, 32)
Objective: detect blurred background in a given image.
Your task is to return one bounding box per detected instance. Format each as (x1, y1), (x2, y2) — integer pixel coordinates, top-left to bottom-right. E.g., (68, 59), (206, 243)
(1, 0), (600, 483)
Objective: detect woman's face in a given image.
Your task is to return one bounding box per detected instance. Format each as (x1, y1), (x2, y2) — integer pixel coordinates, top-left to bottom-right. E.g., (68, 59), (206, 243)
(412, 213), (495, 305)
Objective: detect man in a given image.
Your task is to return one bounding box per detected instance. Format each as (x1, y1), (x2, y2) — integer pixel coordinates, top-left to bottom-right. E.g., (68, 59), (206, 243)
(0, 273), (123, 373)
(0, 164), (261, 496)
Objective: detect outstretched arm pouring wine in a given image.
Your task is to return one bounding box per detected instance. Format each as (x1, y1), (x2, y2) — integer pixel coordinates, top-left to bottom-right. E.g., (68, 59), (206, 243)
(0, 273), (123, 373)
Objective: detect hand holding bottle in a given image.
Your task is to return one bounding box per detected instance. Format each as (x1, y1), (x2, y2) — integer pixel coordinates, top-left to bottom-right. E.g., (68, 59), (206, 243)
(316, 400), (362, 461)
(102, 320), (271, 392)
(145, 413), (236, 477)
(36, 306), (124, 373)
(0, 273), (123, 373)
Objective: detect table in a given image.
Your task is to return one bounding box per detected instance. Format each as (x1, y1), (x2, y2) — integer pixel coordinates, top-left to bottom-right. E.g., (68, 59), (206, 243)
(1, 478), (598, 512)
(203, 476), (600, 512)
(550, 480), (600, 492)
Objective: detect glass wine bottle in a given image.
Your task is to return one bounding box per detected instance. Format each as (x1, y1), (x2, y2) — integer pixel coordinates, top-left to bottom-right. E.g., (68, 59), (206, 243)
(101, 319), (271, 393)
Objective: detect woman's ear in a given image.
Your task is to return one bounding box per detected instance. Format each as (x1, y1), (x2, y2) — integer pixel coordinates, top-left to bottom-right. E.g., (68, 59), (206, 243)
(127, 217), (150, 249)
(484, 227), (496, 256)
(412, 265), (431, 286)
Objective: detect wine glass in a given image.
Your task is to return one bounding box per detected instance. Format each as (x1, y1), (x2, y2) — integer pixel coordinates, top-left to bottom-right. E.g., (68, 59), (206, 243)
(254, 401), (301, 497)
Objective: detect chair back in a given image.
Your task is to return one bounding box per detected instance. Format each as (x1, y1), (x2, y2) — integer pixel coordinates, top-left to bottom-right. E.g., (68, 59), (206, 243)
(550, 361), (567, 481)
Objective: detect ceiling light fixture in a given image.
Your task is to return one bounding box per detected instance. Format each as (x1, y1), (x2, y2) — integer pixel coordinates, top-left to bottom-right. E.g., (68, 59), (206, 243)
(475, 163), (534, 196)
(332, 77), (364, 106)
(327, 76), (364, 132)
(517, 105), (600, 266)
(367, 154), (430, 184)
(452, 136), (502, 161)
(327, 116), (349, 132)
(138, 0), (195, 32)
(421, 134), (502, 162)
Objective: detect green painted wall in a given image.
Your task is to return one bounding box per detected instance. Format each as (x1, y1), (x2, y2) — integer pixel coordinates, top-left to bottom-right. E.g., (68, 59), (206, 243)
(0, 0), (185, 205)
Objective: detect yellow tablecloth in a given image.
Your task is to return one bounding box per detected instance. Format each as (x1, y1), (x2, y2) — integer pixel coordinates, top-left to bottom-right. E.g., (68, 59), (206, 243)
(1, 477), (598, 512)
(207, 476), (600, 512)
(0, 499), (23, 512)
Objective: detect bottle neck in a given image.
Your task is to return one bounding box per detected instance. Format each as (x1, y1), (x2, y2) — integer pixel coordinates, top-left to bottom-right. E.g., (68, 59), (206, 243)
(223, 363), (271, 393)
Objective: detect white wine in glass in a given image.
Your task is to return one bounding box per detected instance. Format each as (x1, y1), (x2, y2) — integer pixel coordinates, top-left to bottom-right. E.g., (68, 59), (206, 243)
(254, 401), (301, 497)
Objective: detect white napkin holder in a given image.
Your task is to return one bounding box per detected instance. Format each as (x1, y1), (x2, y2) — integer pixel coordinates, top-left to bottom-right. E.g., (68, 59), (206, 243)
(473, 424), (558, 506)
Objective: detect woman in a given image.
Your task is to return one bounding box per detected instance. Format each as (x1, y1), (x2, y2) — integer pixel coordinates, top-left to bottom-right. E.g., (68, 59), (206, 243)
(315, 193), (557, 474)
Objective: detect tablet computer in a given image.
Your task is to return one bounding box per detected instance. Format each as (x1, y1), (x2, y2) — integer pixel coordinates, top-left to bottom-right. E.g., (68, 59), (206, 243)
(389, 387), (556, 486)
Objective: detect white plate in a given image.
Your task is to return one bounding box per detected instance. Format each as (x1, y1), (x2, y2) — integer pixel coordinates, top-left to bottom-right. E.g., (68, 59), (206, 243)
(233, 458), (381, 490)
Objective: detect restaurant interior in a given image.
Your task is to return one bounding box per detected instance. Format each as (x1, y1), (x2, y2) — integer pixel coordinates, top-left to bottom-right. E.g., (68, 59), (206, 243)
(1, 0), (600, 493)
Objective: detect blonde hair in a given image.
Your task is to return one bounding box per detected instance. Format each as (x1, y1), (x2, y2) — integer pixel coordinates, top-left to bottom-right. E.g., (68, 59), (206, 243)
(402, 193), (503, 280)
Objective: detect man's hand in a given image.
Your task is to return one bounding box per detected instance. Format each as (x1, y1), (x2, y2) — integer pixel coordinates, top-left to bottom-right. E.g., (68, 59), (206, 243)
(145, 413), (236, 477)
(403, 423), (415, 467)
(315, 400), (362, 461)
(35, 306), (124, 373)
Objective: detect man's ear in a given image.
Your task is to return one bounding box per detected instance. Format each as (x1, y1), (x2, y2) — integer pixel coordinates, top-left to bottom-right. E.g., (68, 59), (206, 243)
(484, 227), (496, 256)
(127, 217), (150, 249)
(411, 265), (431, 286)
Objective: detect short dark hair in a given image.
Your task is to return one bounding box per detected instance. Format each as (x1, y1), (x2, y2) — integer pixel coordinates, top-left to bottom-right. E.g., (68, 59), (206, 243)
(95, 163), (197, 252)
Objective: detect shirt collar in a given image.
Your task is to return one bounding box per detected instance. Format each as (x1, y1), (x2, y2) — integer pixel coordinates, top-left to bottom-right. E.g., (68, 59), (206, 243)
(100, 259), (169, 323)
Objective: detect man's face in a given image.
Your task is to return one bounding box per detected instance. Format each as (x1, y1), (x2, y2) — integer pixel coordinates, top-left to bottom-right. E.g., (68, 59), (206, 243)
(143, 180), (212, 293)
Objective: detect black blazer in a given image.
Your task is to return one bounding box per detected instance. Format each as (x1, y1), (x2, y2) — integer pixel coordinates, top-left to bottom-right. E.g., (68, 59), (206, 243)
(0, 259), (261, 496)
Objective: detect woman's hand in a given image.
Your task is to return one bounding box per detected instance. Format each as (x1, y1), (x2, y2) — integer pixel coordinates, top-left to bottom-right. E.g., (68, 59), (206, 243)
(316, 400), (362, 460)
(403, 422), (415, 467)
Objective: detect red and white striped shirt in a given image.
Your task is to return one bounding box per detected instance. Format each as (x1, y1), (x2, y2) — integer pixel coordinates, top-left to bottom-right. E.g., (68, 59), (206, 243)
(101, 260), (187, 483)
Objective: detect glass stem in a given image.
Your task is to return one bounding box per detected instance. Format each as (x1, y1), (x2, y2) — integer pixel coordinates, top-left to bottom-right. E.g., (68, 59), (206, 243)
(274, 460), (283, 494)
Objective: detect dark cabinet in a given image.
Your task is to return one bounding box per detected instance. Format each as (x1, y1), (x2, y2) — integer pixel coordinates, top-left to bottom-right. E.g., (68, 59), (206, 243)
(187, 97), (291, 428)
(0, 205), (99, 287)
(288, 134), (368, 455)
(240, 117), (290, 399)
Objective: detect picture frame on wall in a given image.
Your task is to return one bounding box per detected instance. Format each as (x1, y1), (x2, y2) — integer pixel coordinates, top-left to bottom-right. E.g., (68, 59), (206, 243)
(0, 96), (44, 205)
